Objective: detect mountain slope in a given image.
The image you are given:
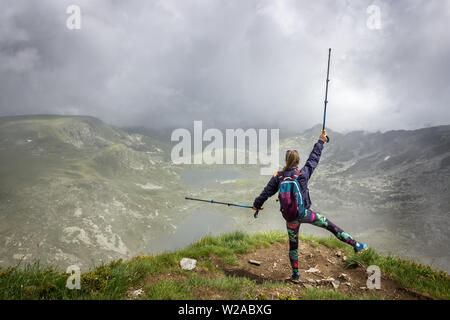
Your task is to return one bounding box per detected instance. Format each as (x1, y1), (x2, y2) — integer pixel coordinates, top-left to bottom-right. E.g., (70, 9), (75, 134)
(1, 116), (449, 274)
(0, 115), (184, 269)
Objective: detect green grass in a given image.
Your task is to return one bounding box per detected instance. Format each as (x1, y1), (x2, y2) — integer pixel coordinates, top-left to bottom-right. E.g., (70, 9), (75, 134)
(345, 248), (450, 300)
(299, 233), (450, 299)
(0, 231), (286, 300)
(0, 231), (448, 300)
(144, 274), (258, 300)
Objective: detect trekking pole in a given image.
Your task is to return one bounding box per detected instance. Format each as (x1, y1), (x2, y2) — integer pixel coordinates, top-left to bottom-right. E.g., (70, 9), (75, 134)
(322, 48), (332, 143)
(185, 197), (260, 218)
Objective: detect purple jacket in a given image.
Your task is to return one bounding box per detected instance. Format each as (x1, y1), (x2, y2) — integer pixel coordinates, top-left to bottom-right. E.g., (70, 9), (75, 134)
(253, 140), (324, 210)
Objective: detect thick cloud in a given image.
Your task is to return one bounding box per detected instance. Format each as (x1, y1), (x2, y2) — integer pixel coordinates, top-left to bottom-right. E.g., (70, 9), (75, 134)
(0, 0), (449, 132)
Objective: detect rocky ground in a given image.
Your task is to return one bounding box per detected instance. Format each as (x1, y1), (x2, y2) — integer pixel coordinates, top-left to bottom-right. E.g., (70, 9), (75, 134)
(220, 240), (431, 300)
(128, 239), (434, 300)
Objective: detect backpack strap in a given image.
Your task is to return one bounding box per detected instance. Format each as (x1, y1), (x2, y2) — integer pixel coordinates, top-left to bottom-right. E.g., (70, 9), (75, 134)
(278, 169), (302, 181)
(292, 169), (302, 179)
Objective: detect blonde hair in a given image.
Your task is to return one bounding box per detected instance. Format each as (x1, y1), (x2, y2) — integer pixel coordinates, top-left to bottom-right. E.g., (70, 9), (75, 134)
(283, 150), (300, 172)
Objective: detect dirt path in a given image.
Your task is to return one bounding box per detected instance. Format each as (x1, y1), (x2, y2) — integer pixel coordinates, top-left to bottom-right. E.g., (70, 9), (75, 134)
(219, 240), (431, 300)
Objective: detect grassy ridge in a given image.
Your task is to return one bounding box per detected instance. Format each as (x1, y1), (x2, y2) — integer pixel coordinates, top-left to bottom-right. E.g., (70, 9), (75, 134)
(346, 248), (450, 300)
(0, 231), (286, 300)
(0, 231), (448, 300)
(298, 234), (450, 300)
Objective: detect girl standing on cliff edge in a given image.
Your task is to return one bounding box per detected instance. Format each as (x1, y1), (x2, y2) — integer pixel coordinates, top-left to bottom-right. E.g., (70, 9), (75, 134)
(252, 129), (368, 283)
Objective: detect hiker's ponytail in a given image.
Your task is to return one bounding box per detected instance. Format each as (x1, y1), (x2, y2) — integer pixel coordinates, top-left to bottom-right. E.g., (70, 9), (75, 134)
(283, 150), (300, 172)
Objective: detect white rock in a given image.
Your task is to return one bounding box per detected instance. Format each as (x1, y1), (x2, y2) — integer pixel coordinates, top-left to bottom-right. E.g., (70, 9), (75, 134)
(338, 273), (351, 281)
(331, 280), (340, 289)
(136, 183), (163, 190)
(305, 267), (320, 273)
(180, 258), (197, 270)
(132, 289), (144, 297)
(249, 259), (261, 266)
(74, 208), (83, 217)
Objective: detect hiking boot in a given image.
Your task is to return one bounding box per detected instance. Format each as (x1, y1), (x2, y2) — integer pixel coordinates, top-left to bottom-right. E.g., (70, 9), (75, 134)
(354, 242), (368, 254)
(291, 272), (301, 283)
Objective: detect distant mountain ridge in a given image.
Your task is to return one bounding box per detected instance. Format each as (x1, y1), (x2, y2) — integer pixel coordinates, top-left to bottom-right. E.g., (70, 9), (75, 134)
(0, 115), (449, 272)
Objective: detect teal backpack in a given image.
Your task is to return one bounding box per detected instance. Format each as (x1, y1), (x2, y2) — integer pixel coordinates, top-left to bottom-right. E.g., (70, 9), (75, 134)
(278, 170), (307, 222)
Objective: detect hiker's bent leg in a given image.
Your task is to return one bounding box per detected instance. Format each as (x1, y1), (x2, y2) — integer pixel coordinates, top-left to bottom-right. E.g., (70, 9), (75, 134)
(300, 209), (357, 246)
(286, 220), (300, 274)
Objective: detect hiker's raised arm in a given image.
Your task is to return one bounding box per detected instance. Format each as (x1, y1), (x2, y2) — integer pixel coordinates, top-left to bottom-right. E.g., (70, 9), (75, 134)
(253, 175), (278, 209)
(301, 131), (326, 180)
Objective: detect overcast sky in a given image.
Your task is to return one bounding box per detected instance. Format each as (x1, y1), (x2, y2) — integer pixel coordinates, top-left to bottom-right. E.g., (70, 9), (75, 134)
(1, 0), (449, 133)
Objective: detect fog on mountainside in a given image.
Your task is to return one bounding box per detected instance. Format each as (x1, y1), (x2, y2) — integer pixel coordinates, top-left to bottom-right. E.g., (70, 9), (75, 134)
(0, 115), (449, 272)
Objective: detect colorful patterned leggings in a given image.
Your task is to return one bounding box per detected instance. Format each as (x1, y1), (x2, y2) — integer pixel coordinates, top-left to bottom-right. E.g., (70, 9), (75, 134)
(286, 209), (357, 274)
